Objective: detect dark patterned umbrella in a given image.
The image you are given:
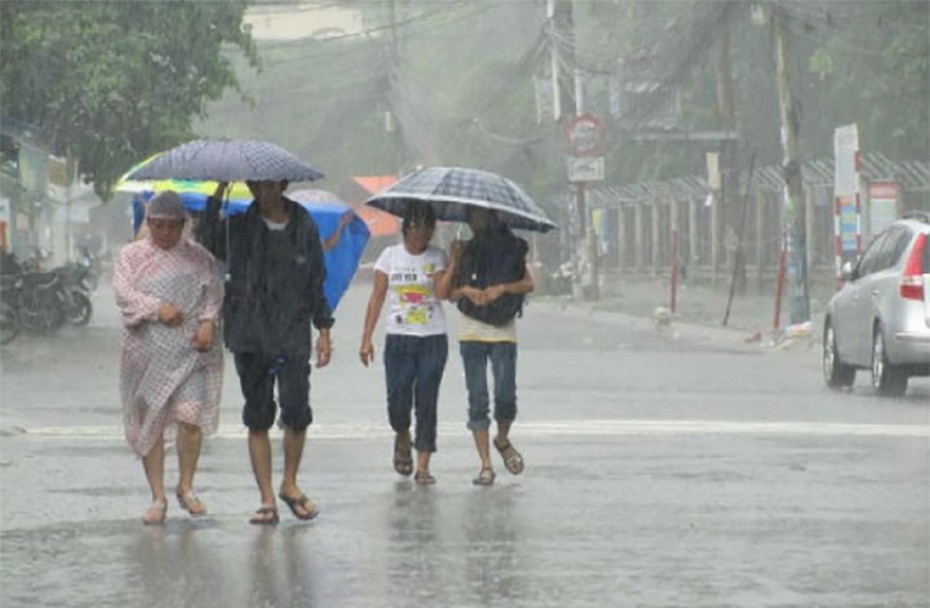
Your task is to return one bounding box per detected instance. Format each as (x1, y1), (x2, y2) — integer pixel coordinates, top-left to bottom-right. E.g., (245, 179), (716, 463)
(124, 139), (324, 182)
(365, 166), (557, 233)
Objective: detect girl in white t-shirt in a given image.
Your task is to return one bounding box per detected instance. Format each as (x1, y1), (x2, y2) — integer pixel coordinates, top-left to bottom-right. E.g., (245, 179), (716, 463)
(359, 205), (452, 485)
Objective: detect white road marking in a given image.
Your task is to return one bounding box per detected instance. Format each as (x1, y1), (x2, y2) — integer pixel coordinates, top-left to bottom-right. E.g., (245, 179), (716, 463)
(12, 419), (928, 440)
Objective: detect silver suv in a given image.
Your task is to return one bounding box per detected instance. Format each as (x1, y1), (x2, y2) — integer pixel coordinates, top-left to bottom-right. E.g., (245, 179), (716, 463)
(823, 212), (930, 396)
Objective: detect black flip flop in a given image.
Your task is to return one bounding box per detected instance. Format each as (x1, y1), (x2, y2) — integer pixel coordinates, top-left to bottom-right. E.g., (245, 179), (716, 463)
(472, 467), (496, 486)
(278, 493), (319, 521)
(414, 471), (436, 486)
(249, 506), (279, 525)
(393, 434), (413, 476)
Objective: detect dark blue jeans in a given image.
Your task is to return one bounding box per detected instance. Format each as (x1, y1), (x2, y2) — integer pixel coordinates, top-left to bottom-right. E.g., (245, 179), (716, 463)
(384, 334), (448, 453)
(459, 341), (517, 431)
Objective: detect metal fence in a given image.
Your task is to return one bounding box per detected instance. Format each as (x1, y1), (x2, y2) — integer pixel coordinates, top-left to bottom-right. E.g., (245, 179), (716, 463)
(583, 153), (929, 288)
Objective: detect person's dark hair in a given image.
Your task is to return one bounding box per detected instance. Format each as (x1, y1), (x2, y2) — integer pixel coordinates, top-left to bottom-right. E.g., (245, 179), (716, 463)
(467, 207), (508, 237)
(402, 204), (437, 233)
(245, 180), (289, 197)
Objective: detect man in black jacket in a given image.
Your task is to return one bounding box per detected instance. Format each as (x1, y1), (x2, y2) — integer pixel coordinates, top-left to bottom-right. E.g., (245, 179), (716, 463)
(198, 180), (332, 524)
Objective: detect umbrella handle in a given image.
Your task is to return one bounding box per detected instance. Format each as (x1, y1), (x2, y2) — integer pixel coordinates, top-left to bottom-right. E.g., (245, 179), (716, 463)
(223, 190), (232, 282)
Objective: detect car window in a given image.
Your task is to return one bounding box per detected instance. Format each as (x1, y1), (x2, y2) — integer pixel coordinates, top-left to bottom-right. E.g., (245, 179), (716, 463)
(871, 227), (909, 273)
(855, 231), (888, 278)
(885, 227), (912, 270)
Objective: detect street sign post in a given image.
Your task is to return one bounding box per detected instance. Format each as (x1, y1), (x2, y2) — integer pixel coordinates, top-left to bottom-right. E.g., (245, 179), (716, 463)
(568, 156), (604, 182)
(564, 114), (606, 301)
(565, 114), (605, 158)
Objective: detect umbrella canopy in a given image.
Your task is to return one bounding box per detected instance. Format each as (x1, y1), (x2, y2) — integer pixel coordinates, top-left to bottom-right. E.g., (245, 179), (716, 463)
(116, 176), (255, 206)
(288, 188), (344, 205)
(365, 166), (557, 233)
(130, 187), (368, 312)
(122, 139), (324, 183)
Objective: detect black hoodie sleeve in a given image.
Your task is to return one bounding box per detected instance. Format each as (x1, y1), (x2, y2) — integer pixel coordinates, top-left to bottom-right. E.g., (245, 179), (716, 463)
(195, 196), (228, 261)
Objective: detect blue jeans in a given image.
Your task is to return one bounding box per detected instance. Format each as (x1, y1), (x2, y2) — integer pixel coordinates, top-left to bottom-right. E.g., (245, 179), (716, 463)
(384, 334), (448, 453)
(459, 341), (517, 431)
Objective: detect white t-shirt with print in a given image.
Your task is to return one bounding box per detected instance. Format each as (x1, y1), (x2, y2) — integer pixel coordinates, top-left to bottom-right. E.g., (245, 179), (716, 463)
(374, 244), (448, 337)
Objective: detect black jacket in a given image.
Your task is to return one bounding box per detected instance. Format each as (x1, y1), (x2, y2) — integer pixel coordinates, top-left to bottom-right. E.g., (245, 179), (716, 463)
(453, 225), (528, 326)
(197, 196), (333, 356)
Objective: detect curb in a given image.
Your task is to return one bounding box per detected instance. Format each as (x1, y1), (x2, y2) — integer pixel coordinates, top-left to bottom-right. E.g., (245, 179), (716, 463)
(529, 296), (820, 358)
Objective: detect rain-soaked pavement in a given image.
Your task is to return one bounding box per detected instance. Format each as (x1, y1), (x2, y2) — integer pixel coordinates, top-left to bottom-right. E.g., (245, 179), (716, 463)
(1, 279), (928, 607)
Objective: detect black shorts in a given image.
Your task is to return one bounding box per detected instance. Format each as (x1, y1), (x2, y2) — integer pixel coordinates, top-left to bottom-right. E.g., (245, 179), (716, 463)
(234, 352), (312, 431)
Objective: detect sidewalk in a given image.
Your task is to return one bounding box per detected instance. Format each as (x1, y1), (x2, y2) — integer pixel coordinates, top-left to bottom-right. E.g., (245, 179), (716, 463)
(532, 271), (829, 359)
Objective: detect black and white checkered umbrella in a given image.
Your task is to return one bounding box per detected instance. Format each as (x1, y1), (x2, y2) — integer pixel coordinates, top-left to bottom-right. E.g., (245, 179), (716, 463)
(365, 166), (557, 233)
(124, 139), (324, 183)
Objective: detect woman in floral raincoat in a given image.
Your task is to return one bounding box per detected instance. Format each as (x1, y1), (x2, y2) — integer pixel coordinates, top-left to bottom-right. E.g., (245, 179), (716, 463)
(114, 191), (223, 525)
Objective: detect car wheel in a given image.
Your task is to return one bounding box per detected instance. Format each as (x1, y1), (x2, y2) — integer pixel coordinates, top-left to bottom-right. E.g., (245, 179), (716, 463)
(823, 320), (855, 389)
(871, 325), (908, 397)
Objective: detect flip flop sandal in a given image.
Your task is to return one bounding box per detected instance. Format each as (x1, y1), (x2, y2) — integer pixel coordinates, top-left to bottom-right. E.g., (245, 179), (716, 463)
(414, 471), (436, 486)
(278, 493), (319, 521)
(176, 490), (207, 516)
(249, 506), (279, 525)
(393, 433), (413, 477)
(494, 438), (525, 475)
(472, 467), (496, 486)
(143, 498), (167, 526)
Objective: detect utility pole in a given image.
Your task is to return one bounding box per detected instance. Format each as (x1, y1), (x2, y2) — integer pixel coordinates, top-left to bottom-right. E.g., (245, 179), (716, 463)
(550, 0), (598, 300)
(773, 3), (810, 324)
(387, 0), (404, 175)
(65, 148), (75, 261)
(713, 14), (744, 293)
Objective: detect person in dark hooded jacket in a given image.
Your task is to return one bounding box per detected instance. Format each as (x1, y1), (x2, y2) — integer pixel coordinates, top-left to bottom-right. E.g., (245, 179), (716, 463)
(441, 208), (534, 487)
(198, 180), (332, 524)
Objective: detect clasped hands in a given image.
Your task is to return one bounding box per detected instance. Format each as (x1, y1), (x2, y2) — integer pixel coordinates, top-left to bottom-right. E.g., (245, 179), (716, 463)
(157, 303), (214, 351)
(459, 284), (506, 307)
(449, 240), (505, 307)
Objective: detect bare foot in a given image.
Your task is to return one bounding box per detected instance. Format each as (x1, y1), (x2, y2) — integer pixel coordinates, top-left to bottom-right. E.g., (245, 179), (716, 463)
(176, 488), (207, 516)
(143, 498), (167, 525)
(414, 470), (436, 485)
(249, 504), (279, 525)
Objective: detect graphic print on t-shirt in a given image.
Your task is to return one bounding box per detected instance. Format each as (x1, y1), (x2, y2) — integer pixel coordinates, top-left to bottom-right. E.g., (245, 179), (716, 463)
(392, 262), (437, 326)
(374, 245), (447, 337)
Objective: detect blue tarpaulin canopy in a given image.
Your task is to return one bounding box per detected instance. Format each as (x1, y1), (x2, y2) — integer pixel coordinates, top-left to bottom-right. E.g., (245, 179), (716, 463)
(132, 190), (369, 312)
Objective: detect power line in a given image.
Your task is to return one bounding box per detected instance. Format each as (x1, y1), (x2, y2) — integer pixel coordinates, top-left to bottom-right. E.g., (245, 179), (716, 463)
(259, 1), (492, 68)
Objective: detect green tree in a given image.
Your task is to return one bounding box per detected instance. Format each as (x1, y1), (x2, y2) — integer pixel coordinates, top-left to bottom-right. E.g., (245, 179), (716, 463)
(0, 0), (258, 198)
(198, 2), (555, 200)
(806, 1), (929, 160)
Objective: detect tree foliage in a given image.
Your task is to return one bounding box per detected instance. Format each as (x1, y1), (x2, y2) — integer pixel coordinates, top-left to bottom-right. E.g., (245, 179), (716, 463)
(0, 0), (258, 198)
(806, 1), (929, 159)
(198, 2), (554, 200)
(199, 0), (926, 210)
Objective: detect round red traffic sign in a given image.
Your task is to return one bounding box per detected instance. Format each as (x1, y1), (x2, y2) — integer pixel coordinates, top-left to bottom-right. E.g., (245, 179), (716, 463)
(565, 114), (605, 157)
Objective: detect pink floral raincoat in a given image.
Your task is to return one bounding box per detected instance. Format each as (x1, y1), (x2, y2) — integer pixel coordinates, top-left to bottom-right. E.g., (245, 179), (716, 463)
(114, 236), (223, 457)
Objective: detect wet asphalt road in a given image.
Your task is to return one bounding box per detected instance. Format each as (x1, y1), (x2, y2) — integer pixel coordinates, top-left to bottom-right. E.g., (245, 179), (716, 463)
(1, 280), (928, 607)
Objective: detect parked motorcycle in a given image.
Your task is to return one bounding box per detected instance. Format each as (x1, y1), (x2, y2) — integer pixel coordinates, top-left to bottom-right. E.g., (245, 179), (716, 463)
(0, 255), (24, 345)
(76, 246), (100, 291)
(49, 262), (93, 326)
(3, 269), (66, 333)
(0, 249), (95, 341)
(0, 292), (20, 345)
